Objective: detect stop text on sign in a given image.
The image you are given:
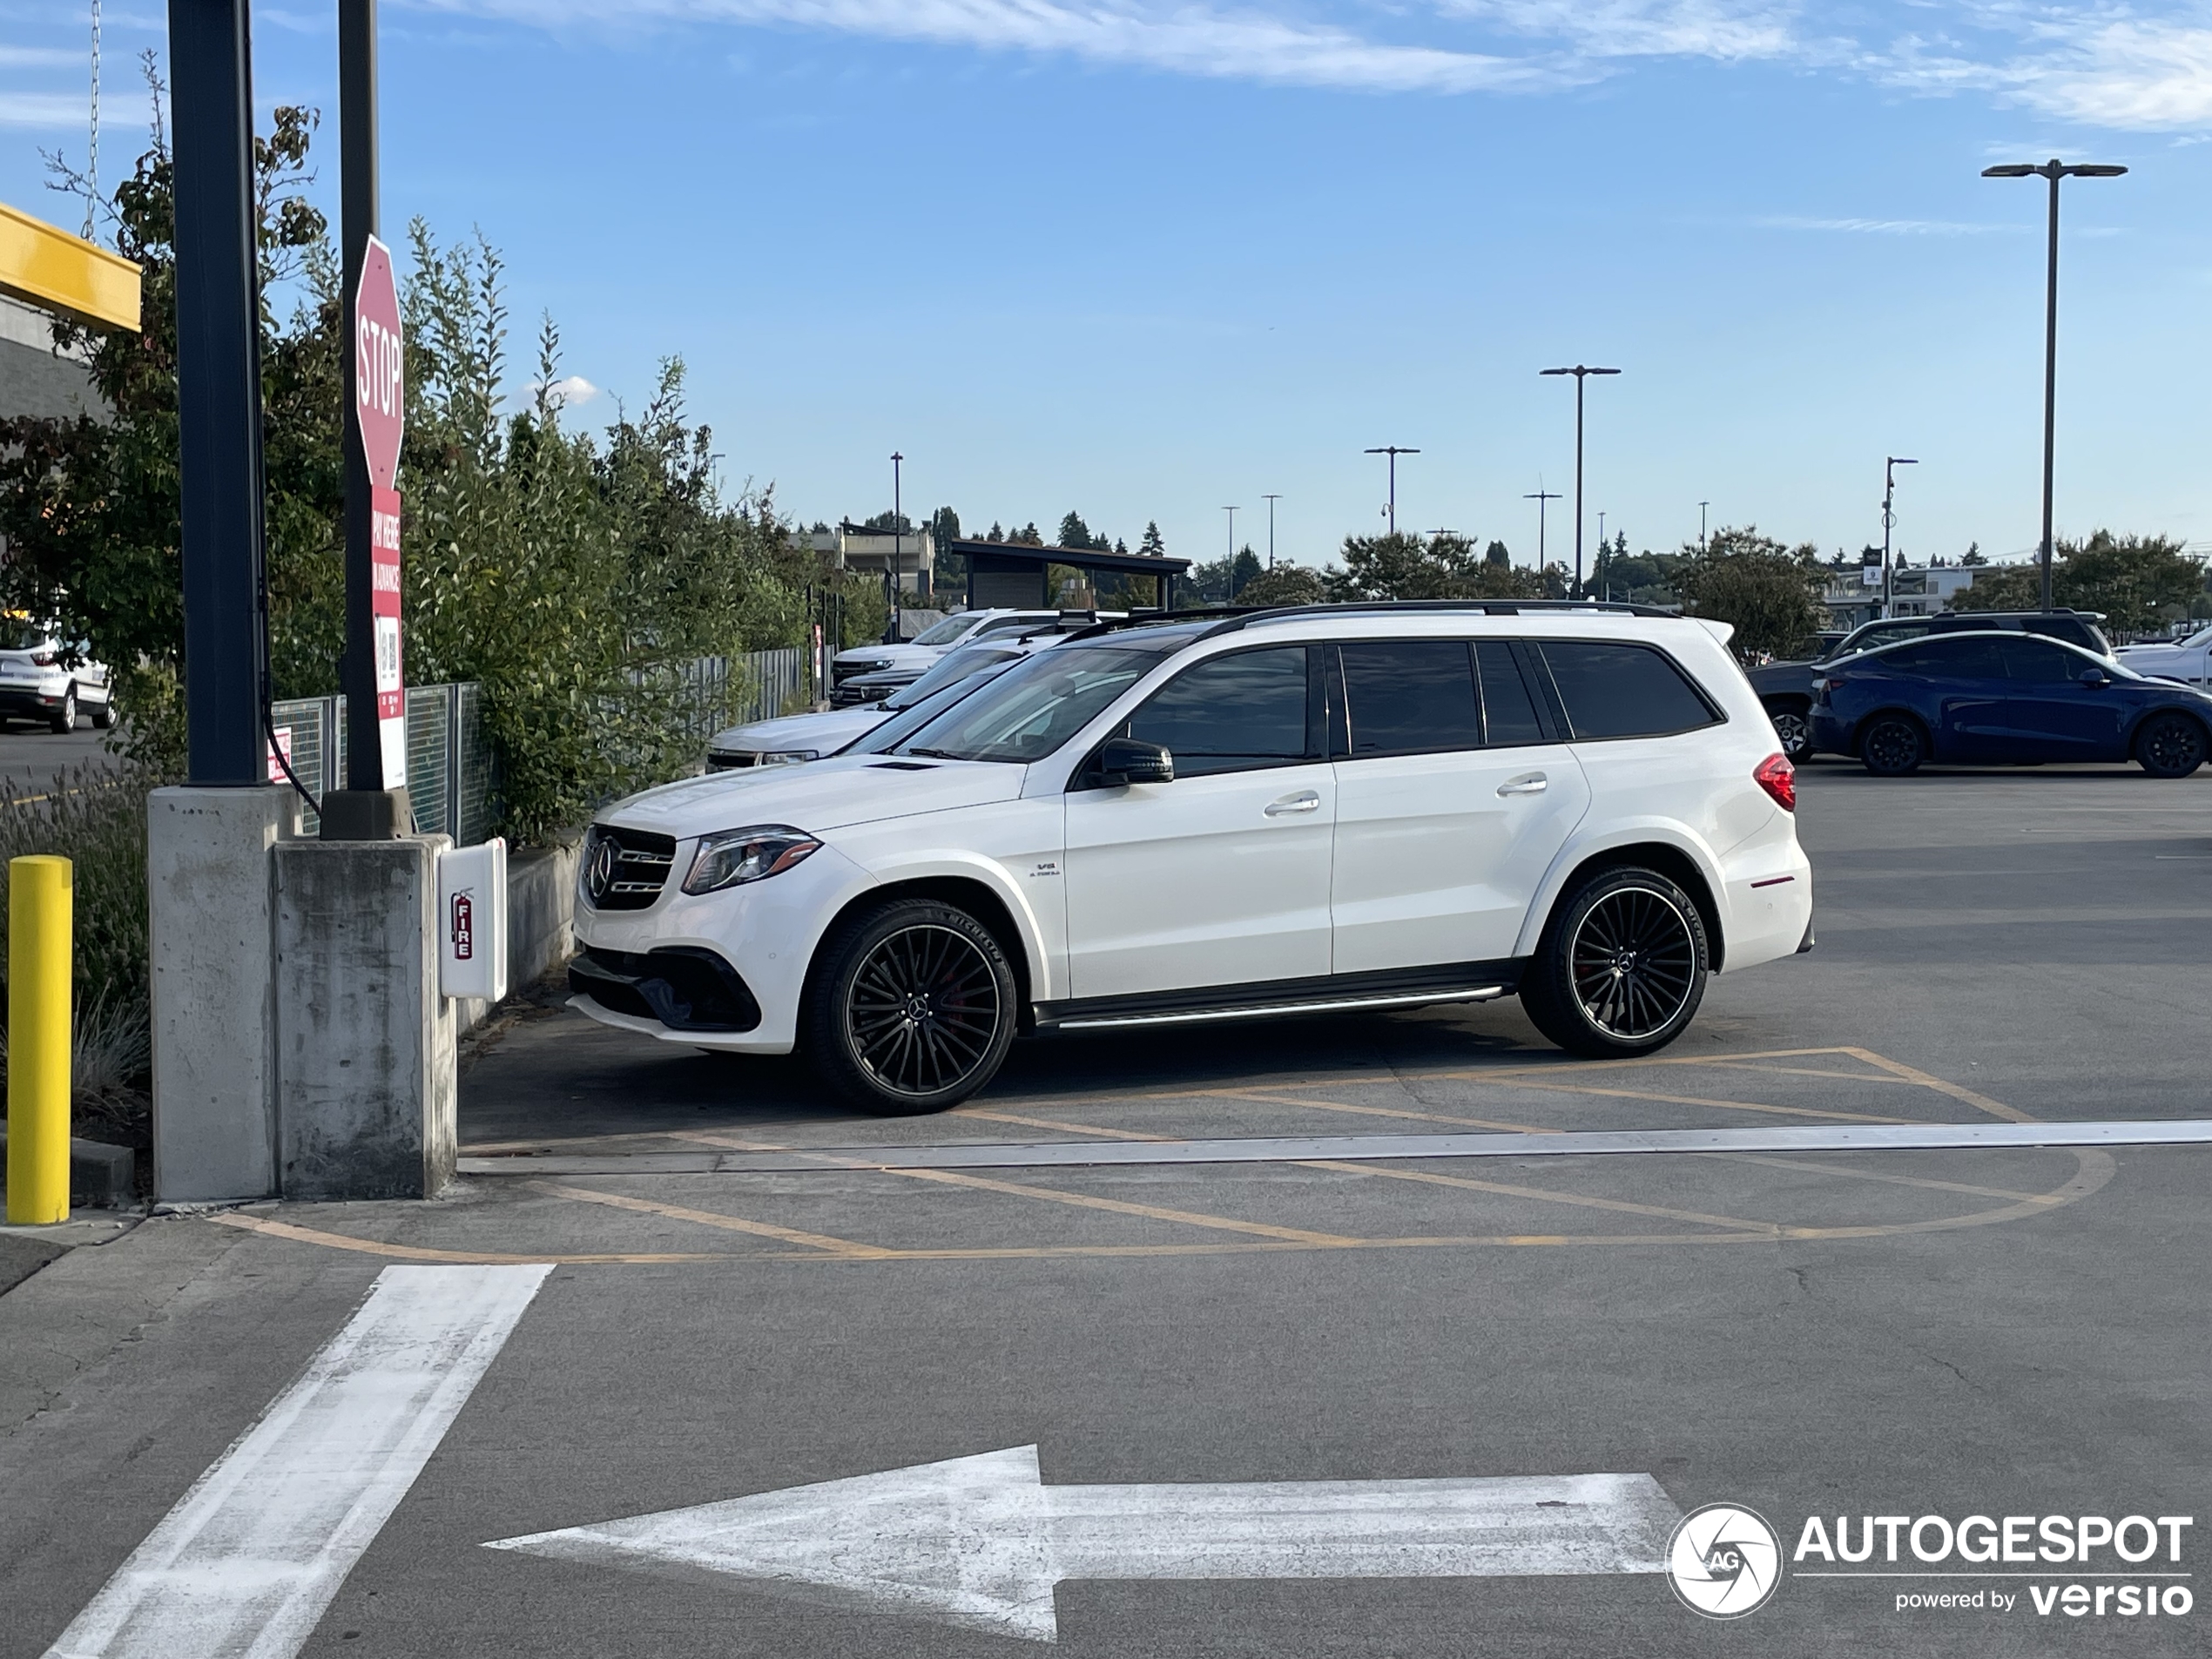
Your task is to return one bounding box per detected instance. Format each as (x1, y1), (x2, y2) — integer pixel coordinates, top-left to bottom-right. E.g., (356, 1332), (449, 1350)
(357, 313), (401, 426)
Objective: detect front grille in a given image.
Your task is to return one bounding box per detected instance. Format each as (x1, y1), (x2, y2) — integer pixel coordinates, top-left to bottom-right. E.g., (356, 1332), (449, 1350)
(833, 658), (891, 684)
(581, 825), (678, 911)
(705, 750), (761, 772)
(570, 946), (762, 1032)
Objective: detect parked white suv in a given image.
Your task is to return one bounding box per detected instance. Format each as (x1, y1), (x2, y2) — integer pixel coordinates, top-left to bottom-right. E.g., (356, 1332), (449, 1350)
(829, 608), (1064, 691)
(572, 604), (1813, 1113)
(0, 621), (112, 732)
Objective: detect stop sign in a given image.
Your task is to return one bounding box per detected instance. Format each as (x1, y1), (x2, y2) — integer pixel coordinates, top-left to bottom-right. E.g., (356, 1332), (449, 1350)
(354, 234), (404, 489)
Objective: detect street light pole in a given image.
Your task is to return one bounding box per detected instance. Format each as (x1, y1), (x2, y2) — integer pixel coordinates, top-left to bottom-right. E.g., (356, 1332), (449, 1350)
(1881, 456), (1918, 620)
(1524, 489), (1561, 576)
(1540, 365), (1621, 599)
(1364, 447), (1420, 536)
(1262, 494), (1281, 570)
(1983, 157), (2126, 612)
(890, 451), (903, 641)
(1223, 505), (1238, 566)
(1699, 501), (1710, 549)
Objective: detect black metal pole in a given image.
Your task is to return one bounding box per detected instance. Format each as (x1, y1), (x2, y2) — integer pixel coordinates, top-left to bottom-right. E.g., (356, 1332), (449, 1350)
(2040, 167), (2061, 615)
(169, 0), (266, 786)
(891, 452), (903, 636)
(1573, 374), (1585, 601)
(340, 0), (380, 792)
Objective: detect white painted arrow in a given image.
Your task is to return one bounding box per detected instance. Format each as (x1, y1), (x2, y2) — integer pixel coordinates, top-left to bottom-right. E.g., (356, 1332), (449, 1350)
(484, 1447), (1682, 1642)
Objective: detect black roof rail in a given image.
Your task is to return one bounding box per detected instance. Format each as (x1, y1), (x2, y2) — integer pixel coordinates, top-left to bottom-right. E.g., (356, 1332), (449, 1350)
(1063, 597), (1687, 644)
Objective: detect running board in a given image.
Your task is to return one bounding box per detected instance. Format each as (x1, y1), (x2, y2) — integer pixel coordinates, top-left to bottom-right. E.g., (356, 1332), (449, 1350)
(1039, 984), (1507, 1031)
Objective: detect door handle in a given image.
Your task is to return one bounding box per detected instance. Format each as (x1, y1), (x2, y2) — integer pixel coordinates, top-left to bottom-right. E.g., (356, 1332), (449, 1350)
(1496, 772), (1548, 797)
(1264, 790), (1321, 816)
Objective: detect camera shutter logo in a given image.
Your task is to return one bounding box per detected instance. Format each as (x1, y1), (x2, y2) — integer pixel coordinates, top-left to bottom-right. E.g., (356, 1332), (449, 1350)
(585, 836), (617, 906)
(1668, 1503), (1783, 1618)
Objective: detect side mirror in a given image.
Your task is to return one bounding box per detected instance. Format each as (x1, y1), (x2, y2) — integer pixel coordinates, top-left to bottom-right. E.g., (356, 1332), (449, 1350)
(1097, 738), (1175, 786)
(2079, 667), (2110, 686)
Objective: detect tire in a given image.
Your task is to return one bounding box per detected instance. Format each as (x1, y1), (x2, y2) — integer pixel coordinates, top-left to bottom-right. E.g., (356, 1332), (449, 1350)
(1519, 867), (1710, 1059)
(1859, 715), (1925, 777)
(805, 897), (1018, 1114)
(1764, 699), (1812, 762)
(90, 697), (112, 730)
(50, 685), (76, 734)
(2134, 712), (2208, 779)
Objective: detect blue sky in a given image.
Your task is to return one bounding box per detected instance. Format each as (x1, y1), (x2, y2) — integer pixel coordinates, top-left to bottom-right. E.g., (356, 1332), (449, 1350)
(5, 3), (2211, 574)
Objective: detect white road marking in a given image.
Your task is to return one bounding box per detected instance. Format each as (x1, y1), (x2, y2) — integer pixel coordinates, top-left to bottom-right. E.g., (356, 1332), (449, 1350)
(486, 1445), (1680, 1642)
(46, 1264), (551, 1659)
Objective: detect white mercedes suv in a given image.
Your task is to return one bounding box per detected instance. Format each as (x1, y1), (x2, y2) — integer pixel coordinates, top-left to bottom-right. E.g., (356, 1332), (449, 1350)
(571, 603), (1813, 1114)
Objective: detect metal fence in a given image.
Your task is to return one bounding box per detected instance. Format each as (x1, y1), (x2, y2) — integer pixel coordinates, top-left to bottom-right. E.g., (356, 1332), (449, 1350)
(268, 682), (494, 845)
(667, 649), (807, 749)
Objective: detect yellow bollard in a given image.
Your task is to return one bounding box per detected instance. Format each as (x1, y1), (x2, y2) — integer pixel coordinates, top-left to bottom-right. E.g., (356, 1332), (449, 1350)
(7, 855), (72, 1224)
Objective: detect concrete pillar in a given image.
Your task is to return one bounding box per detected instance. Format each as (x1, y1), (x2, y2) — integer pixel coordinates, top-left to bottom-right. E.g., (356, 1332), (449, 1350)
(273, 835), (456, 1200)
(149, 786), (296, 1204)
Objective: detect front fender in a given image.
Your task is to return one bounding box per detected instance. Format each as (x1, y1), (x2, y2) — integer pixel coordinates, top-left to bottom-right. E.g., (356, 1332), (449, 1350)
(1511, 819), (1731, 961)
(842, 847), (1058, 1004)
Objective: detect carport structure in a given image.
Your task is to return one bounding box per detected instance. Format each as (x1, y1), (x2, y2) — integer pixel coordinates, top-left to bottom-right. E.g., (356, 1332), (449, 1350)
(948, 538), (1193, 611)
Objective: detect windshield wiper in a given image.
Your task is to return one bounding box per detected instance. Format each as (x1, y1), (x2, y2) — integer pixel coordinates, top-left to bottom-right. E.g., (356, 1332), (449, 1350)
(903, 747), (968, 761)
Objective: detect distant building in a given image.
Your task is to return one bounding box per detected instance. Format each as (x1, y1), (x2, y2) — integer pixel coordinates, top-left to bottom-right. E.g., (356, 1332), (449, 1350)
(833, 521), (936, 598)
(1824, 564), (1979, 629)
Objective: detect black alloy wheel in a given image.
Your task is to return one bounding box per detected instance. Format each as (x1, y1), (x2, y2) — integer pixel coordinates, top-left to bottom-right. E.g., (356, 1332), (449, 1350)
(51, 685), (76, 734)
(808, 898), (1017, 1114)
(1520, 867), (1709, 1059)
(2135, 712), (2209, 779)
(1766, 701), (1812, 762)
(1859, 716), (1925, 777)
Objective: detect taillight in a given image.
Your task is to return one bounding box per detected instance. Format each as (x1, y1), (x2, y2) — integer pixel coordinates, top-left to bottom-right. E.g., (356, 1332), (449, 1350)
(1754, 752), (1796, 812)
(29, 651), (55, 667)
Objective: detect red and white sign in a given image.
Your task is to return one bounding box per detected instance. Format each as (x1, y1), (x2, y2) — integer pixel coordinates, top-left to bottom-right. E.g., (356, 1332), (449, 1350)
(266, 725), (293, 785)
(450, 892), (475, 961)
(355, 234), (408, 789)
(372, 483), (405, 789)
(354, 235), (405, 491)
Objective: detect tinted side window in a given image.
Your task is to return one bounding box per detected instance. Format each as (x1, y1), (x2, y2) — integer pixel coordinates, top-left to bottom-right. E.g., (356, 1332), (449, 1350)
(1339, 641), (1482, 759)
(1124, 646), (1312, 777)
(1475, 643), (1546, 745)
(1999, 637), (2084, 685)
(1919, 637), (2009, 679)
(1536, 642), (1718, 741)
(2022, 617), (2106, 653)
(1870, 642), (1950, 673)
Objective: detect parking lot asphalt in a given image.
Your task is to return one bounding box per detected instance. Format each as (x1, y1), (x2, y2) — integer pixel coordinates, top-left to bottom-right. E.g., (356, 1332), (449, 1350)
(0, 719), (115, 794)
(1, 761), (2205, 1658)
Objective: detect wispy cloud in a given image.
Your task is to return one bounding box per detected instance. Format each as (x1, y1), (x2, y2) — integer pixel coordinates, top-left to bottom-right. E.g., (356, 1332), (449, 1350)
(0, 91), (85, 128)
(0, 45), (86, 68)
(1759, 214), (2024, 235)
(413, 0), (1563, 94)
(399, 2), (2212, 128)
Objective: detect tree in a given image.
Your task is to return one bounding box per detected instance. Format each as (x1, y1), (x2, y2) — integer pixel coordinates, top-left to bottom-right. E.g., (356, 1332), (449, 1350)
(1950, 531), (2206, 632)
(1014, 522), (1043, 547)
(1231, 546), (1262, 597)
(1137, 521), (1166, 557)
(1672, 527), (1827, 658)
(861, 509), (914, 533)
(1323, 532), (1540, 602)
(1485, 540), (1509, 568)
(1236, 564), (1326, 607)
(1057, 511), (1092, 550)
(1960, 542), (1987, 566)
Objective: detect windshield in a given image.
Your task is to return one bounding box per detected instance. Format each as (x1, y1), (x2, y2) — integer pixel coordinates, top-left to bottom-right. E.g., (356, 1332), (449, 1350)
(840, 664), (1020, 755)
(883, 644), (1022, 711)
(911, 612), (979, 647)
(890, 644), (1156, 764)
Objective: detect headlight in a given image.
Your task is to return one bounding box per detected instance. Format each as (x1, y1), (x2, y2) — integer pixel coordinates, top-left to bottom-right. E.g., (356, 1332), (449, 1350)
(682, 825), (822, 895)
(756, 749), (818, 765)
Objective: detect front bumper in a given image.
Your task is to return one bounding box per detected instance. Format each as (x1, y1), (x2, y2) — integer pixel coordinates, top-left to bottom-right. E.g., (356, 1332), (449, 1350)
(569, 946), (761, 1031)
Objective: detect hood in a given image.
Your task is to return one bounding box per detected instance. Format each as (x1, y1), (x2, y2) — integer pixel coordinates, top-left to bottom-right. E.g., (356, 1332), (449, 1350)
(708, 707), (887, 753)
(599, 753), (1028, 837)
(2114, 642), (2190, 666)
(834, 643), (937, 670)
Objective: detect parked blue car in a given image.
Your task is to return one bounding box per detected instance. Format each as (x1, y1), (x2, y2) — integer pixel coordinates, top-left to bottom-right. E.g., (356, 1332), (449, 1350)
(1808, 631), (2212, 777)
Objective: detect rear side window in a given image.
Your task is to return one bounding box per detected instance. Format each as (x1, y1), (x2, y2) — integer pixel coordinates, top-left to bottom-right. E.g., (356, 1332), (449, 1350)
(2022, 617), (2108, 653)
(1475, 643), (1546, 745)
(1535, 642), (1719, 741)
(1124, 646), (1312, 776)
(1339, 641), (1481, 758)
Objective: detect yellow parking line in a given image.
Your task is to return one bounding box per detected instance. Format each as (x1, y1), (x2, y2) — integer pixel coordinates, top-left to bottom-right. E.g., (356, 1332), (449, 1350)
(540, 1184), (894, 1256)
(1838, 1048), (2035, 1124)
(1696, 1062), (1925, 1086)
(1707, 1152), (2053, 1204)
(954, 1108), (1181, 1141)
(674, 1129), (1364, 1246)
(1216, 1091), (1550, 1133)
(210, 1211), (713, 1264)
(1297, 1160), (1781, 1234)
(1499, 1076), (1916, 1124)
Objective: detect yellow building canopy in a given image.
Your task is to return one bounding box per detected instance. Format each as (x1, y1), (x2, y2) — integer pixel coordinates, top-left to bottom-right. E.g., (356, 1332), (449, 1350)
(0, 199), (140, 333)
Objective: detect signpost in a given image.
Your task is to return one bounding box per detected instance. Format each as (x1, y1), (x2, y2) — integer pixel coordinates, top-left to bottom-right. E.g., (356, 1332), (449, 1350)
(358, 235), (406, 792)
